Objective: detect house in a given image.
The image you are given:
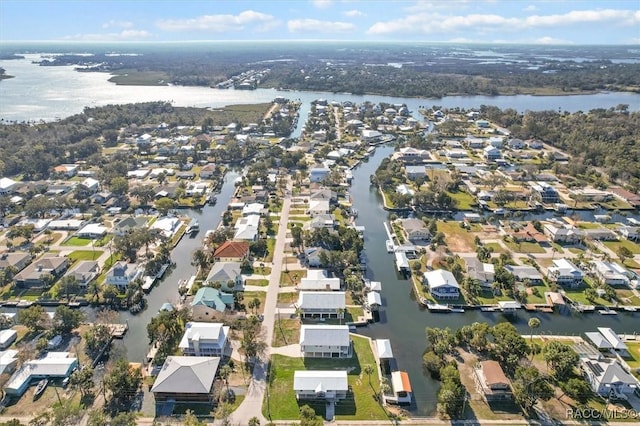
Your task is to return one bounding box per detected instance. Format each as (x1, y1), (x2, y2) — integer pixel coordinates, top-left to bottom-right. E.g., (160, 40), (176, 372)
(300, 325), (352, 358)
(489, 137), (503, 148)
(48, 219), (85, 231)
(543, 223), (581, 244)
(400, 219), (431, 242)
(581, 228), (617, 241)
(0, 177), (17, 195)
(309, 168), (330, 183)
(65, 260), (99, 289)
(0, 329), (17, 350)
(511, 223), (547, 243)
(297, 291), (346, 319)
(423, 269), (460, 300)
(394, 147), (429, 163)
(5, 352), (78, 397)
(527, 139), (544, 149)
(463, 213), (482, 223)
(405, 165), (426, 180)
(366, 291), (382, 310)
(213, 241), (250, 262)
(585, 332), (614, 351)
(484, 146), (501, 161)
(114, 216), (148, 236)
(592, 261), (630, 286)
(242, 203), (265, 216)
(14, 255), (70, 288)
(466, 258), (495, 288)
(548, 259), (583, 287)
(308, 199), (330, 217)
(618, 225), (640, 242)
(531, 182), (559, 204)
(388, 371), (412, 405)
(205, 262), (243, 290)
(179, 322), (230, 357)
(308, 214), (336, 230)
(298, 269), (341, 291)
(53, 164), (79, 177)
(151, 216), (181, 239)
(581, 358), (639, 400)
(233, 215), (259, 241)
(152, 356), (220, 404)
(309, 189), (337, 203)
(507, 138), (525, 149)
(199, 164), (217, 179)
(474, 360), (512, 401)
(505, 265), (544, 285)
(395, 184), (415, 197)
(80, 177), (100, 193)
(191, 287), (235, 320)
(293, 370), (348, 401)
(76, 223), (107, 239)
(303, 247), (325, 268)
(597, 327), (628, 352)
(476, 119), (490, 128)
(0, 252), (32, 273)
(105, 261), (143, 291)
(0, 349), (18, 376)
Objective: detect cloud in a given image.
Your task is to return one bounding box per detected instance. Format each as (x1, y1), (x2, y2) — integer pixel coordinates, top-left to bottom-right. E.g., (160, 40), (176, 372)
(448, 37), (475, 43)
(156, 10), (279, 33)
(533, 36), (573, 45)
(63, 29), (152, 41)
(367, 8), (640, 35)
(343, 9), (365, 17)
(523, 5), (538, 12)
(102, 20), (133, 29)
(311, 0), (333, 8)
(288, 19), (356, 33)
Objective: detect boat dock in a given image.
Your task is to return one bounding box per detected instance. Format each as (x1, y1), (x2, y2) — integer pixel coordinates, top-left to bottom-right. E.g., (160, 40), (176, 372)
(106, 323), (128, 338)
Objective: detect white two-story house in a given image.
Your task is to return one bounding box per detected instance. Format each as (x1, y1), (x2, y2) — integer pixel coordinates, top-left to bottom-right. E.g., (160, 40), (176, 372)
(300, 325), (352, 358)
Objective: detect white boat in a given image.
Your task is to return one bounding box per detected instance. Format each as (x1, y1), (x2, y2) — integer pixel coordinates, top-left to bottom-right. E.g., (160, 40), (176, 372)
(385, 240), (395, 253)
(450, 308), (465, 313)
(427, 303), (451, 313)
(33, 379), (48, 400)
(598, 308), (618, 315)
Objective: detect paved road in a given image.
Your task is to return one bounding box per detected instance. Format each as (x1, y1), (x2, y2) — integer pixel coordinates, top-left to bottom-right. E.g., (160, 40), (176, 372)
(229, 178), (292, 425)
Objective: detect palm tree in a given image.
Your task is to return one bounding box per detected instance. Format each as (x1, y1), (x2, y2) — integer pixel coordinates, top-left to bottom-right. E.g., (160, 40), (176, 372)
(379, 377), (391, 399)
(219, 364), (232, 397)
(363, 364), (374, 390)
(248, 417), (260, 426)
(528, 317), (541, 361)
(337, 307), (345, 325)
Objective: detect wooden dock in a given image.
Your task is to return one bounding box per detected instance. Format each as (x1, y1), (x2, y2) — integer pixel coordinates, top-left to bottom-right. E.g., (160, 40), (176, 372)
(106, 323), (129, 338)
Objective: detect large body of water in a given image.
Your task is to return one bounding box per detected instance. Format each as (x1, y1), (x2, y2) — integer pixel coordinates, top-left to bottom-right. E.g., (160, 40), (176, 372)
(2, 55), (640, 416)
(2, 55), (640, 125)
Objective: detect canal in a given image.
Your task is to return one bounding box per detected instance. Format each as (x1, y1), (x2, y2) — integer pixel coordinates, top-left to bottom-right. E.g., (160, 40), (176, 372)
(115, 170), (240, 362)
(351, 146), (640, 416)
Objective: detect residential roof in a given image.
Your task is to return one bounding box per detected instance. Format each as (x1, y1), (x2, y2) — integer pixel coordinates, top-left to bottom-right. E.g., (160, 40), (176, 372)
(583, 358), (639, 389)
(151, 356), (220, 394)
(480, 361), (510, 387)
(5, 352), (77, 394)
(293, 370), (348, 392)
(298, 269), (341, 291)
(585, 332), (614, 350)
(0, 252), (31, 270)
(597, 327), (628, 351)
(213, 241), (250, 259)
(0, 349), (18, 375)
(391, 371), (412, 393)
(205, 262), (242, 284)
(367, 291), (382, 306)
(178, 322), (228, 350)
(424, 269), (460, 289)
(298, 291), (346, 310)
(375, 339), (394, 359)
(191, 287), (234, 312)
(300, 325), (350, 347)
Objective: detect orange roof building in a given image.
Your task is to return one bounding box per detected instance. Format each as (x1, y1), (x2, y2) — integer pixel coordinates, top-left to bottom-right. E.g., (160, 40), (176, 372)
(212, 241), (250, 262)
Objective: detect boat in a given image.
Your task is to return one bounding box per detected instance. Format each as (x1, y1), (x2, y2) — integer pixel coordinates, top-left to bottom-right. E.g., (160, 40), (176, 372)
(480, 306), (499, 312)
(598, 308), (618, 315)
(427, 303), (451, 313)
(449, 307), (465, 313)
(33, 379), (48, 400)
(385, 240), (395, 253)
(186, 219), (200, 235)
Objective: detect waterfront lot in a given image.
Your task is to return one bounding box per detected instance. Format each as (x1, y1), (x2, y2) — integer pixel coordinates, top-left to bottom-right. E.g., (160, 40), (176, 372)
(264, 335), (387, 421)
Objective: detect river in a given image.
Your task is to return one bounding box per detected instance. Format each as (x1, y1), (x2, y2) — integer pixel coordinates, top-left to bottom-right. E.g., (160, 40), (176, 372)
(2, 55), (640, 126)
(350, 146), (639, 416)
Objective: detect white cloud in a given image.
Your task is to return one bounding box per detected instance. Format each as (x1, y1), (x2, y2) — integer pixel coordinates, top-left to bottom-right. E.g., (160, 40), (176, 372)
(367, 8), (640, 35)
(523, 5), (538, 12)
(311, 0), (333, 9)
(64, 29), (152, 41)
(533, 36), (573, 45)
(102, 20), (133, 29)
(156, 10), (279, 33)
(448, 37), (475, 43)
(288, 19), (356, 33)
(343, 9), (365, 17)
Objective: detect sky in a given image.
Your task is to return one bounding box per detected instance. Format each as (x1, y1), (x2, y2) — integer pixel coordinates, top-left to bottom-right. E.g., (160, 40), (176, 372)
(1, 0), (639, 45)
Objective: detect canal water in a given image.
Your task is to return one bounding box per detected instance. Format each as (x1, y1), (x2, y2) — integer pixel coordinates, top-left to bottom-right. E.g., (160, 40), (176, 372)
(115, 170), (240, 362)
(350, 146), (640, 416)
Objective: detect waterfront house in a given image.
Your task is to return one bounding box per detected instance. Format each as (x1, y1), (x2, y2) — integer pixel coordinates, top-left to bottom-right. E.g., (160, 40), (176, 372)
(465, 258), (495, 288)
(474, 360), (512, 401)
(14, 255), (70, 288)
(297, 291), (346, 319)
(114, 216), (148, 236)
(5, 352), (78, 397)
(388, 371), (412, 405)
(178, 322), (230, 357)
(0, 252), (32, 273)
(393, 147), (430, 164)
(400, 218), (431, 242)
(64, 260), (99, 289)
(233, 215), (259, 241)
(0, 329), (17, 350)
(530, 182), (559, 204)
(105, 261), (143, 291)
(423, 269), (460, 300)
(592, 261), (630, 286)
(212, 241), (250, 262)
(298, 269), (341, 291)
(151, 216), (181, 239)
(152, 356), (220, 404)
(596, 327), (628, 352)
(0, 349), (18, 375)
(484, 146), (501, 161)
(204, 262), (243, 290)
(405, 165), (426, 180)
(198, 164), (217, 179)
(303, 247), (324, 268)
(190, 287), (235, 320)
(309, 168), (330, 183)
(395, 184), (415, 197)
(308, 214), (336, 230)
(543, 224), (581, 244)
(293, 370), (348, 401)
(548, 259), (583, 288)
(505, 265), (543, 285)
(300, 325), (351, 358)
(580, 358), (639, 400)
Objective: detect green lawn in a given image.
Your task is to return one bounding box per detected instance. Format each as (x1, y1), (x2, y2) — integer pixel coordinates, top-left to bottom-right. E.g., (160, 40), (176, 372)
(625, 342), (640, 369)
(604, 240), (640, 255)
(61, 236), (91, 247)
(280, 270), (306, 287)
(245, 279), (269, 287)
(272, 319), (300, 347)
(241, 291), (266, 315)
(264, 335), (387, 421)
(277, 292), (299, 305)
(505, 241), (546, 253)
(437, 220), (477, 252)
(484, 242), (505, 253)
(447, 190), (476, 210)
(68, 250), (100, 262)
(265, 238), (276, 262)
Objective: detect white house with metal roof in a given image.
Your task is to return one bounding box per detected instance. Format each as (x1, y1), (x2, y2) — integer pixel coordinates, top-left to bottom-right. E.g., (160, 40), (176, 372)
(548, 259), (584, 288)
(580, 358), (639, 400)
(293, 370), (348, 401)
(423, 269), (460, 300)
(178, 322), (230, 357)
(597, 327), (628, 352)
(297, 291), (345, 319)
(298, 269), (341, 291)
(5, 352), (77, 396)
(300, 325), (351, 358)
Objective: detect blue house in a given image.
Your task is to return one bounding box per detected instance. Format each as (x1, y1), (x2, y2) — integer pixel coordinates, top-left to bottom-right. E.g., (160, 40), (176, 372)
(191, 287), (235, 321)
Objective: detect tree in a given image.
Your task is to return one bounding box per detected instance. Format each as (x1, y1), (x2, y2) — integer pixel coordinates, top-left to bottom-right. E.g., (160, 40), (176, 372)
(422, 350), (444, 379)
(17, 305), (48, 333)
(87, 410), (109, 426)
(562, 377), (591, 404)
(239, 317), (267, 363)
(512, 366), (553, 412)
(528, 317), (541, 360)
(58, 275), (80, 301)
(248, 417), (261, 426)
(247, 297), (261, 315)
(110, 412), (137, 426)
(426, 327), (455, 357)
(69, 366), (95, 397)
(364, 364), (374, 389)
(53, 305), (84, 335)
(154, 197), (176, 215)
(184, 409), (207, 426)
(103, 359), (142, 409)
(437, 364), (465, 419)
(219, 364), (232, 397)
(214, 402), (233, 426)
(543, 341), (579, 380)
(617, 246), (633, 264)
(299, 404), (322, 426)
(490, 322), (529, 373)
(84, 323), (112, 359)
(191, 248), (210, 272)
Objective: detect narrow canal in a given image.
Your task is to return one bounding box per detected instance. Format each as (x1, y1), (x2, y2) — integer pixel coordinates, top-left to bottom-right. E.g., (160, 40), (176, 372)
(116, 170), (240, 362)
(350, 146), (640, 416)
